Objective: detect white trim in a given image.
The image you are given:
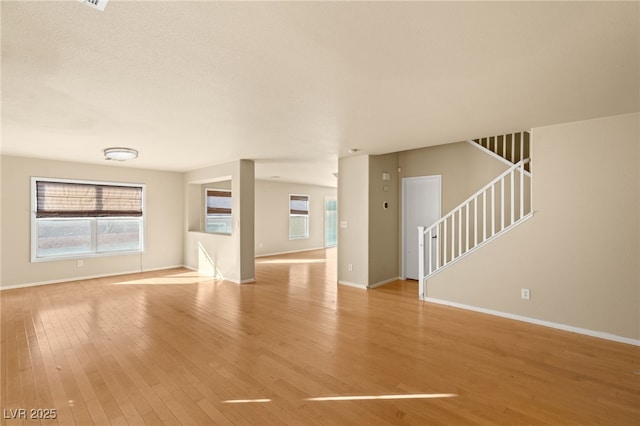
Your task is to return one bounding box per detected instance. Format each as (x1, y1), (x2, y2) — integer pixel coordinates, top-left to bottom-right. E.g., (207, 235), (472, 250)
(31, 176), (146, 262)
(401, 175), (442, 280)
(466, 140), (532, 177)
(338, 280), (367, 289)
(204, 187), (232, 235)
(289, 193), (310, 240)
(255, 246), (327, 258)
(367, 277), (400, 289)
(0, 265), (185, 291)
(423, 297), (640, 347)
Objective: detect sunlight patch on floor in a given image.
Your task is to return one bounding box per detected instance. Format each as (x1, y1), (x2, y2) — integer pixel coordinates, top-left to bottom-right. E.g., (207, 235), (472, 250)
(114, 277), (214, 285)
(257, 259), (326, 264)
(113, 271), (217, 285)
(221, 393), (457, 404)
(305, 393), (458, 401)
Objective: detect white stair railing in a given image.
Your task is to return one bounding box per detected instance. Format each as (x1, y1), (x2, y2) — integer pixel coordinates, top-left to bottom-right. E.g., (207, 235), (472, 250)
(418, 158), (532, 299)
(471, 132), (530, 172)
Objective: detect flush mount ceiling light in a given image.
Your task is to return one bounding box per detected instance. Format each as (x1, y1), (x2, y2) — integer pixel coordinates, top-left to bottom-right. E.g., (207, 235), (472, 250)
(104, 147), (138, 161)
(79, 0), (109, 12)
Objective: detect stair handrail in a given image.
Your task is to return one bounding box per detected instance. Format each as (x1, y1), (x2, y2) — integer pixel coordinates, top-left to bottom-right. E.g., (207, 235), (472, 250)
(418, 158), (530, 298)
(425, 158), (529, 236)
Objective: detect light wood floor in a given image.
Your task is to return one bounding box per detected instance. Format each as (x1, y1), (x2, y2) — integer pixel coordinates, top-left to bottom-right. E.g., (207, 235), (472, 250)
(1, 248), (638, 425)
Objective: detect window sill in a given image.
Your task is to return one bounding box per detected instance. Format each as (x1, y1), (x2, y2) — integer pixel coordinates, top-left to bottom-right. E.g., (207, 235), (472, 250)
(31, 249), (144, 263)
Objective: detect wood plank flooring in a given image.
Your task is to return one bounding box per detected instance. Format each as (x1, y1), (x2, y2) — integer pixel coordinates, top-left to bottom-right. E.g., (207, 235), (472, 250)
(1, 248), (639, 425)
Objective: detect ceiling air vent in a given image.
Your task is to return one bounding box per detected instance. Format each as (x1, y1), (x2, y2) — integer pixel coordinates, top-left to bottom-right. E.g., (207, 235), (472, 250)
(80, 0), (108, 12)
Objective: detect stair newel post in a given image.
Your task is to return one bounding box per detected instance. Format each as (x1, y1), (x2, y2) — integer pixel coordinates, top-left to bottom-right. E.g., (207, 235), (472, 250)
(418, 226), (425, 300)
(520, 159), (526, 218)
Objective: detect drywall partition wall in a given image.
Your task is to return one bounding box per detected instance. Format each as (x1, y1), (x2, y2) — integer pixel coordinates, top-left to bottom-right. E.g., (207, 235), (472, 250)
(368, 153), (400, 287)
(426, 113), (640, 341)
(184, 159), (255, 284)
(0, 155), (3, 289)
(238, 160), (255, 281)
(254, 180), (337, 257)
(338, 155), (369, 288)
(0, 155), (184, 289)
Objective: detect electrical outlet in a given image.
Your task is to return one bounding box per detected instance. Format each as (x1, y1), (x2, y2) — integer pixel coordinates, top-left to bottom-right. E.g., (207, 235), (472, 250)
(348, 264), (353, 272)
(521, 288), (530, 300)
(76, 260), (83, 268)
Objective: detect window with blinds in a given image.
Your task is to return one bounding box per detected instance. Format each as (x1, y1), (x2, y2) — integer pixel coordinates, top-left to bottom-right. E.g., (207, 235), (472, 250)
(31, 178), (145, 261)
(205, 189), (232, 234)
(289, 194), (309, 239)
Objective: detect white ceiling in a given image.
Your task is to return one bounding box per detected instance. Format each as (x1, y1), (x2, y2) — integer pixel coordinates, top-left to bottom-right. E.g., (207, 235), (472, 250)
(2, 1), (638, 187)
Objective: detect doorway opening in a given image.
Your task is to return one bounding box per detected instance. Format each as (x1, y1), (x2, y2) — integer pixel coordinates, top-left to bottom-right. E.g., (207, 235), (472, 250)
(324, 197), (338, 248)
(402, 176), (441, 280)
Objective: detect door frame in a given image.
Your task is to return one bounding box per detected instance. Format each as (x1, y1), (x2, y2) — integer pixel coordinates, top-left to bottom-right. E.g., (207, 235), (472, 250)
(401, 175), (442, 280)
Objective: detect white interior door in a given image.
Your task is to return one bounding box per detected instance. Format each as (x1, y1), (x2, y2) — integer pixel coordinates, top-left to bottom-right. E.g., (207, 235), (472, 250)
(403, 176), (441, 280)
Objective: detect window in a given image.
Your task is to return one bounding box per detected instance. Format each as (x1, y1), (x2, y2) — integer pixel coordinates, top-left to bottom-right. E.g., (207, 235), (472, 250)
(324, 198), (337, 247)
(289, 194), (309, 239)
(31, 178), (144, 261)
(205, 189), (232, 234)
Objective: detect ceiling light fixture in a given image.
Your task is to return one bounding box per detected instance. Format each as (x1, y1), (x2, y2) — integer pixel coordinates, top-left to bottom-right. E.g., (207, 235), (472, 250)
(104, 147), (138, 161)
(80, 0), (109, 12)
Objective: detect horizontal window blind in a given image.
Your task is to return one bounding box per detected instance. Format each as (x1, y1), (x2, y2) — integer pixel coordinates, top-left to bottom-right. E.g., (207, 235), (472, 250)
(289, 195), (309, 215)
(207, 190), (232, 215)
(36, 181), (143, 218)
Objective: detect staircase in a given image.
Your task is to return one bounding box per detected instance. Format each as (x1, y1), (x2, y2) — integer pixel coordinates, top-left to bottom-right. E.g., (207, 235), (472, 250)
(470, 131), (531, 173)
(417, 132), (533, 299)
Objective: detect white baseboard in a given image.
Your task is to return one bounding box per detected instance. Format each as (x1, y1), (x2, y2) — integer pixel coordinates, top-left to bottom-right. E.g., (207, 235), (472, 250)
(424, 297), (640, 347)
(0, 265), (186, 291)
(340, 277), (400, 290)
(255, 246), (328, 258)
(338, 280), (367, 289)
(368, 277), (400, 289)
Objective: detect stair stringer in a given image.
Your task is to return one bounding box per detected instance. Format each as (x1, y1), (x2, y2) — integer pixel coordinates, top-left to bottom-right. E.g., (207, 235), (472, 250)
(420, 211), (533, 297)
(418, 158), (532, 299)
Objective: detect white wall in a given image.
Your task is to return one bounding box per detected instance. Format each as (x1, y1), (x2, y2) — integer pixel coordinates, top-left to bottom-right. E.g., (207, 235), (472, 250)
(1, 155), (331, 288)
(426, 113), (640, 341)
(1, 155), (184, 289)
(184, 159), (255, 284)
(338, 155), (370, 287)
(254, 180), (336, 257)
